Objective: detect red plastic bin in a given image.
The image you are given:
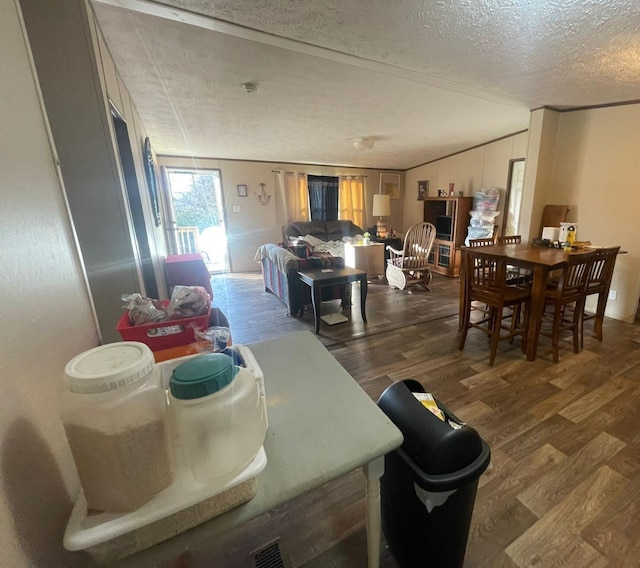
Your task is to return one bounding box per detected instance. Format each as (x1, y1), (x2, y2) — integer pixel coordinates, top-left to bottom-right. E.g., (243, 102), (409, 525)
(116, 301), (210, 352)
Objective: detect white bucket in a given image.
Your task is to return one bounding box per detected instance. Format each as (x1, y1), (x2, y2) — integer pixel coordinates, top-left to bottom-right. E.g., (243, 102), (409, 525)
(169, 352), (267, 484)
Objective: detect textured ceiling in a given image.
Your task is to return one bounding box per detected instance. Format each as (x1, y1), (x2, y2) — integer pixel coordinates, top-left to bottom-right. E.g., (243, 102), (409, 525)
(92, 0), (640, 169)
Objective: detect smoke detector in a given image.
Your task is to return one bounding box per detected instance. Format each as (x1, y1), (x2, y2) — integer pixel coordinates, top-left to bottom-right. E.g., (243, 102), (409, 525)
(242, 82), (258, 93)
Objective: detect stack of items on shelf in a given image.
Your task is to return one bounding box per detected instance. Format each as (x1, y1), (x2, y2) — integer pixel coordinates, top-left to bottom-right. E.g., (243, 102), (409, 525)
(465, 189), (500, 245)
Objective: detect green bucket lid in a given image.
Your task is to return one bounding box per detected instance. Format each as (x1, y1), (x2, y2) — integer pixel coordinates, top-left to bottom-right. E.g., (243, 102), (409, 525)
(169, 353), (238, 400)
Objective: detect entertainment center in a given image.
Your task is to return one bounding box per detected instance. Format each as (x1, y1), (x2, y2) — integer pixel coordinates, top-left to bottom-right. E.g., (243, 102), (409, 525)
(423, 196), (473, 277)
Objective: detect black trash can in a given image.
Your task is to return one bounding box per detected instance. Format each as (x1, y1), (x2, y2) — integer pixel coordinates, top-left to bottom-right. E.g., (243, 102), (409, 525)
(378, 379), (491, 568)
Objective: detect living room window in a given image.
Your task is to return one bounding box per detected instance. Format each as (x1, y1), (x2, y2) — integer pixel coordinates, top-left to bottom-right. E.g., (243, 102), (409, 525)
(277, 172), (365, 227)
(308, 175), (339, 221)
(307, 174), (365, 228)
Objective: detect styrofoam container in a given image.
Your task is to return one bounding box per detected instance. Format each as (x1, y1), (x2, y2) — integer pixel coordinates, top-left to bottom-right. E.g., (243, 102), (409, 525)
(63, 345), (267, 564)
(542, 227), (560, 241)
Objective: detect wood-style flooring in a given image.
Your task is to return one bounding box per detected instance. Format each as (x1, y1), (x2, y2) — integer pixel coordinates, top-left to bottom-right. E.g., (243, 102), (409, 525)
(169, 272), (640, 568)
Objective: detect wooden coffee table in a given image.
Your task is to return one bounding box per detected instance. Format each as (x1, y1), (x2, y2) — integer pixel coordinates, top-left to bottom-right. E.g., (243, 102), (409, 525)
(298, 267), (368, 334)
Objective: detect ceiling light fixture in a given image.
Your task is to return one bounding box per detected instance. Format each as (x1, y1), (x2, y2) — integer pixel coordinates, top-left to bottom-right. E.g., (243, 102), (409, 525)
(242, 82), (258, 93)
(353, 137), (375, 151)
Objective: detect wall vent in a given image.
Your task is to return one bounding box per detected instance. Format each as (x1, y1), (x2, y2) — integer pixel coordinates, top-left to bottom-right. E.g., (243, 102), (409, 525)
(249, 539), (290, 568)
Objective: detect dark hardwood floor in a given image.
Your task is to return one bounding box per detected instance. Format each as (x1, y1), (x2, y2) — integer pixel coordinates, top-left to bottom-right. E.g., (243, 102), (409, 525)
(169, 272), (640, 568)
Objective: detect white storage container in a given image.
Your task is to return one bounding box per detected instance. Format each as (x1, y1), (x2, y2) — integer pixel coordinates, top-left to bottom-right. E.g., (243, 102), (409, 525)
(62, 342), (174, 513)
(169, 352), (267, 484)
(63, 345), (268, 564)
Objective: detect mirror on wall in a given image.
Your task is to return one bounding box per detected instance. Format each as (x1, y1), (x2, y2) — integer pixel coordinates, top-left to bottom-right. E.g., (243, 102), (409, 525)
(502, 158), (525, 236)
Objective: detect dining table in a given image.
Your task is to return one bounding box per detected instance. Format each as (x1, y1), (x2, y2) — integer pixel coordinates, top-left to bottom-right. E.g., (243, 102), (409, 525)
(459, 243), (594, 361)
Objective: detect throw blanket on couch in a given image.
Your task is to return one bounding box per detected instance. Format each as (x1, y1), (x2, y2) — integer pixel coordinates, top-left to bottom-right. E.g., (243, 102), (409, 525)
(292, 233), (364, 258)
(254, 243), (298, 272)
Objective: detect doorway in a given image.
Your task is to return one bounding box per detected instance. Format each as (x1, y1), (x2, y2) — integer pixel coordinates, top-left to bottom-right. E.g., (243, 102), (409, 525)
(164, 169), (228, 273)
(111, 107), (159, 298)
(502, 158), (526, 237)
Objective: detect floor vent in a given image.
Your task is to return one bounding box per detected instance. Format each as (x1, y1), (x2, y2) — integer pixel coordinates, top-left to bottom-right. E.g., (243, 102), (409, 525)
(250, 539), (289, 568)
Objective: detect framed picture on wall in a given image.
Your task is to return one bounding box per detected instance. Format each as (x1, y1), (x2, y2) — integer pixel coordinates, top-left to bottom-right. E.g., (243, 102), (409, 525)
(418, 180), (429, 200)
(237, 184), (248, 197)
(379, 173), (401, 199)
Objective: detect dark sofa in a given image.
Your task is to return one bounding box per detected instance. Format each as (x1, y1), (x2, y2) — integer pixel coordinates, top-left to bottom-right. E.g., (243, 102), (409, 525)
(257, 221), (364, 316)
(282, 220), (364, 243)
(256, 244), (350, 316)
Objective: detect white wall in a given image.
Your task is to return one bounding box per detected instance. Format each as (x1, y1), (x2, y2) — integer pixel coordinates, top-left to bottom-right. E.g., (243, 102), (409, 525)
(550, 104), (640, 322)
(157, 156), (403, 271)
(519, 109), (561, 239)
(404, 132), (529, 231)
(1, 1), (99, 565)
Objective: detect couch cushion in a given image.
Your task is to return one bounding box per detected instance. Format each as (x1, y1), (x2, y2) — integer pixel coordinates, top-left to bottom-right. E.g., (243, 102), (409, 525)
(283, 220), (365, 242)
(325, 220), (363, 241)
(286, 221), (326, 240)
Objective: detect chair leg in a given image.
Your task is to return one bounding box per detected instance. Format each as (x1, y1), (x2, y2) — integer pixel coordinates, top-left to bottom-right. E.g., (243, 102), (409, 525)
(458, 300), (471, 351)
(552, 306), (562, 363)
(573, 300), (584, 354)
(489, 307), (504, 366)
(594, 291), (607, 341)
(520, 302), (529, 353)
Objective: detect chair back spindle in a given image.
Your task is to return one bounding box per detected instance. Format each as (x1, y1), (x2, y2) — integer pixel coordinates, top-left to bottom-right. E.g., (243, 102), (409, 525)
(498, 235), (522, 245)
(468, 237), (495, 247)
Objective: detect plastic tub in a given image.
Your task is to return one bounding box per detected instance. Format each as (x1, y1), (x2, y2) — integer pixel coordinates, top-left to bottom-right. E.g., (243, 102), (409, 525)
(63, 345), (268, 564)
(115, 300), (210, 352)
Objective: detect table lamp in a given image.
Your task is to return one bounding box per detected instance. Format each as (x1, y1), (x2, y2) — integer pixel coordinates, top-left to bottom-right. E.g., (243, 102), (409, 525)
(372, 194), (391, 238)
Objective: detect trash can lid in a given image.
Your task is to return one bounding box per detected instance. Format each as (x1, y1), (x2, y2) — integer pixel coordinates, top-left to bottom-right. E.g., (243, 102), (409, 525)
(378, 379), (485, 476)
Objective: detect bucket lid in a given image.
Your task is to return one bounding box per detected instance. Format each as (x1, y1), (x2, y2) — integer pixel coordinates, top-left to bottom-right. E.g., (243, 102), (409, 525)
(169, 353), (238, 400)
(64, 342), (155, 394)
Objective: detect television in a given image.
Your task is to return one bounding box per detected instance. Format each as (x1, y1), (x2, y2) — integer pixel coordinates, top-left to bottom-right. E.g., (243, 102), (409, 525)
(435, 215), (453, 240)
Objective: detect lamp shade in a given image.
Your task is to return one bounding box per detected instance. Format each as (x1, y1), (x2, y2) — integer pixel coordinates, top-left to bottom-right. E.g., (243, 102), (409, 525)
(372, 194), (391, 217)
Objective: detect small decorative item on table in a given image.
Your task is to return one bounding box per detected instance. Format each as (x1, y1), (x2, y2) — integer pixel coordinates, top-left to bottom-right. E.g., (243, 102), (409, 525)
(363, 231), (371, 245)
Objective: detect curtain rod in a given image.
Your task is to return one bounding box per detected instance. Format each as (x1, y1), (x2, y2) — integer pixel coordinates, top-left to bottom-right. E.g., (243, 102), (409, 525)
(272, 169), (367, 177)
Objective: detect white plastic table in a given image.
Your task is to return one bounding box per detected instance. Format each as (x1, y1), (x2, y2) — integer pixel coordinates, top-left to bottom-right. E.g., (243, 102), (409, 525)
(115, 331), (403, 568)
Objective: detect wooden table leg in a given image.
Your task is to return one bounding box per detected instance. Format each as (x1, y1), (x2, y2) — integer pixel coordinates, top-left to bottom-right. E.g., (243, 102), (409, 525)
(363, 456), (384, 568)
(311, 281), (320, 334)
(459, 252), (467, 331)
(526, 265), (549, 361)
(360, 275), (368, 322)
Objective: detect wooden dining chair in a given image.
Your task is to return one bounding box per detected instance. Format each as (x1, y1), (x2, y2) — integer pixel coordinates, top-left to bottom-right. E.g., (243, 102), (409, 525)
(539, 252), (594, 363)
(459, 249), (531, 366)
(497, 235), (522, 244)
(468, 237), (495, 247)
(538, 205), (569, 237)
(497, 235), (532, 284)
(581, 246), (620, 347)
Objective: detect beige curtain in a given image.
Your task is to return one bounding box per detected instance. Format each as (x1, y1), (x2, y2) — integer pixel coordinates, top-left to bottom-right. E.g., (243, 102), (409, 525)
(275, 171), (309, 223)
(339, 176), (365, 229)
(288, 173), (309, 222)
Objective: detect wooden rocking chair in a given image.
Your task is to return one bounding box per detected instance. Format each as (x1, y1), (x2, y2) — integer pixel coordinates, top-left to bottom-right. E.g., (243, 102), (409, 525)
(386, 222), (436, 291)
